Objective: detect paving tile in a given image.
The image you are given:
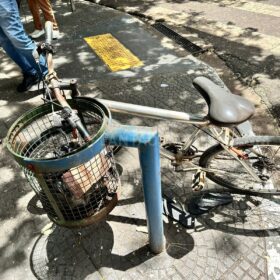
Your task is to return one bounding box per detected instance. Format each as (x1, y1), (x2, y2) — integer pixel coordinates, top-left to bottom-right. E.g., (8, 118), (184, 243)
(240, 258), (251, 271)
(233, 266), (244, 278)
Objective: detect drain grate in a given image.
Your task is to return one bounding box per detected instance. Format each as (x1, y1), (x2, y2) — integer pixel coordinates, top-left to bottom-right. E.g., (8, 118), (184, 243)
(152, 23), (204, 55)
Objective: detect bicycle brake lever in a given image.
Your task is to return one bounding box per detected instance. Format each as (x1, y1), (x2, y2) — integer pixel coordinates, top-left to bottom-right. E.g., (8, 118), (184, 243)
(37, 42), (55, 55)
(59, 108), (91, 141)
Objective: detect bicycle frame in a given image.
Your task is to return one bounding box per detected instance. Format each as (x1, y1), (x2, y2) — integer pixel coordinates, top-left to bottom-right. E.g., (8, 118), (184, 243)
(98, 99), (263, 183)
(97, 99), (209, 125)
(40, 23), (262, 185)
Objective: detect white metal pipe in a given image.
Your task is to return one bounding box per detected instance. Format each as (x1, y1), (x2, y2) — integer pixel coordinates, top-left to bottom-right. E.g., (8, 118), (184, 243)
(97, 99), (209, 125)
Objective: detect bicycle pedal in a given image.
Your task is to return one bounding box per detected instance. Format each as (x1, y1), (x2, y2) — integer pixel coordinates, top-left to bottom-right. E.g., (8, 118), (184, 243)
(192, 170), (206, 191)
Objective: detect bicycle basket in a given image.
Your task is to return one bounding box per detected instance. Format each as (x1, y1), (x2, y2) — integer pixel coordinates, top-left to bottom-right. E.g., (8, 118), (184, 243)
(6, 97), (120, 227)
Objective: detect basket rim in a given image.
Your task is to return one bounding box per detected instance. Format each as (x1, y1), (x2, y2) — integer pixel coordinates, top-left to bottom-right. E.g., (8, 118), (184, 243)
(5, 97), (111, 171)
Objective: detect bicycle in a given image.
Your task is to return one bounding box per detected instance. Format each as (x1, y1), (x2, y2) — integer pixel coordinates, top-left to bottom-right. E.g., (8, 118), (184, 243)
(99, 79), (280, 196)
(35, 22), (280, 196)
(34, 21), (92, 144)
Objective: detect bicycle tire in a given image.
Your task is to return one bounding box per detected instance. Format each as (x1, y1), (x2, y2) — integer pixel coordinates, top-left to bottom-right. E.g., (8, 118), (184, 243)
(199, 136), (280, 195)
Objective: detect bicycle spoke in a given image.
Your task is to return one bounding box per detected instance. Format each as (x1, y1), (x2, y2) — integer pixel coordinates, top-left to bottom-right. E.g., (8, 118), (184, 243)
(200, 137), (280, 194)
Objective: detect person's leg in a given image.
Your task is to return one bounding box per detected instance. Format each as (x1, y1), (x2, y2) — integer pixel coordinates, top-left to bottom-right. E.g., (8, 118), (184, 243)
(0, 25), (40, 92)
(27, 0), (43, 31)
(0, 26), (36, 75)
(36, 0), (59, 30)
(0, 0), (47, 77)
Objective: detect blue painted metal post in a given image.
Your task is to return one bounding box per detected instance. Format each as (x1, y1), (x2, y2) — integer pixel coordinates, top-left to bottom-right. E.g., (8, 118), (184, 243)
(105, 125), (165, 254)
(139, 134), (165, 254)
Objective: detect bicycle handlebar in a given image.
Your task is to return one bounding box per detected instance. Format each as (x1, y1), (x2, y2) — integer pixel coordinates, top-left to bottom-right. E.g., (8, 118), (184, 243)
(45, 21), (53, 45)
(42, 22), (91, 142)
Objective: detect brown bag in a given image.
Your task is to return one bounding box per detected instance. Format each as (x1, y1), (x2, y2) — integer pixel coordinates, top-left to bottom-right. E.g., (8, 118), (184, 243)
(62, 149), (111, 199)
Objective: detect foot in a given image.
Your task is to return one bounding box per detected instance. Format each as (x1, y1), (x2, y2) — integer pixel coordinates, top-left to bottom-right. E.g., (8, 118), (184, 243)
(17, 73), (39, 92)
(52, 30), (60, 40)
(30, 29), (45, 39)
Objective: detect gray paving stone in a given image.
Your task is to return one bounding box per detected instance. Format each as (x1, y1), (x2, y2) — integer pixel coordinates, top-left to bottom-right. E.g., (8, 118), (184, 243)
(106, 273), (119, 280)
(175, 265), (191, 279)
(223, 257), (235, 269)
(120, 275), (134, 280)
(274, 267), (280, 275)
(197, 247), (208, 257)
(207, 249), (217, 258)
(207, 257), (218, 267)
(166, 267), (178, 277)
(256, 258), (267, 273)
(227, 273), (240, 280)
(136, 264), (149, 275)
(233, 265), (245, 278)
(205, 266), (217, 278)
(192, 266), (204, 279)
(200, 275), (211, 280)
(247, 252), (259, 264)
(171, 274), (184, 280)
(254, 245), (266, 256)
(249, 267), (262, 279)
(189, 275), (200, 280)
(218, 263), (228, 274)
(215, 269), (223, 279)
(183, 258), (195, 269)
(240, 258), (251, 271)
(241, 274), (254, 280)
(269, 273), (277, 280)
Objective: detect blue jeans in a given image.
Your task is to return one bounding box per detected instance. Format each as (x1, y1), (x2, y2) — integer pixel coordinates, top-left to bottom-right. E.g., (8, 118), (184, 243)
(0, 0), (47, 77)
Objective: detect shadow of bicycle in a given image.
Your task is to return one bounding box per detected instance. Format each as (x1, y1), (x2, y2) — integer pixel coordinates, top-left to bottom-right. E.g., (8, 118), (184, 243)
(187, 190), (280, 237)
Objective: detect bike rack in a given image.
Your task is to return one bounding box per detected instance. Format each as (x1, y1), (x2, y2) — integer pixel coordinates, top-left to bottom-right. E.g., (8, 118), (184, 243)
(105, 125), (165, 254)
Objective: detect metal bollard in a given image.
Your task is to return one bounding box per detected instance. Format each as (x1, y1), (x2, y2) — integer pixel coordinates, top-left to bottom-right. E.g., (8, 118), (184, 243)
(105, 125), (165, 254)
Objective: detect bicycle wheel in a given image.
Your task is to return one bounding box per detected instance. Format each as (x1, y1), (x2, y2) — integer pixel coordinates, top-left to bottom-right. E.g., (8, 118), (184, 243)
(199, 136), (280, 195)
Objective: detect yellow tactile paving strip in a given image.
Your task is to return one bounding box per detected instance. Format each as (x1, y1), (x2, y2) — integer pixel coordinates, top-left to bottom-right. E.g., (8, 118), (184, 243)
(84, 33), (143, 72)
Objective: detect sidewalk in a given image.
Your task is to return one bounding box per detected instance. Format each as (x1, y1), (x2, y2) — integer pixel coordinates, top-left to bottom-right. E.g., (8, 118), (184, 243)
(0, 1), (279, 279)
(88, 0), (280, 127)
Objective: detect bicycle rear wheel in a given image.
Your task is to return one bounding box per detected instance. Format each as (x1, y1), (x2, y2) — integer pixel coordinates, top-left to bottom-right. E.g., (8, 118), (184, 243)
(199, 136), (280, 195)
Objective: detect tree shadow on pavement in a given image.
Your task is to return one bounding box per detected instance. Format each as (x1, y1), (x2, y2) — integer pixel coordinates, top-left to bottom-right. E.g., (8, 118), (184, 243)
(30, 218), (194, 279)
(0, 216), (46, 277)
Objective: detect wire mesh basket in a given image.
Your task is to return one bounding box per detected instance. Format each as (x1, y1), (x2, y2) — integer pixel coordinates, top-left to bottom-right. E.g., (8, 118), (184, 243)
(6, 98), (120, 227)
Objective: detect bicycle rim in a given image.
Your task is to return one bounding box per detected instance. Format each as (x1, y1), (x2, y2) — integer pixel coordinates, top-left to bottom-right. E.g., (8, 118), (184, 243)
(200, 136), (280, 195)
